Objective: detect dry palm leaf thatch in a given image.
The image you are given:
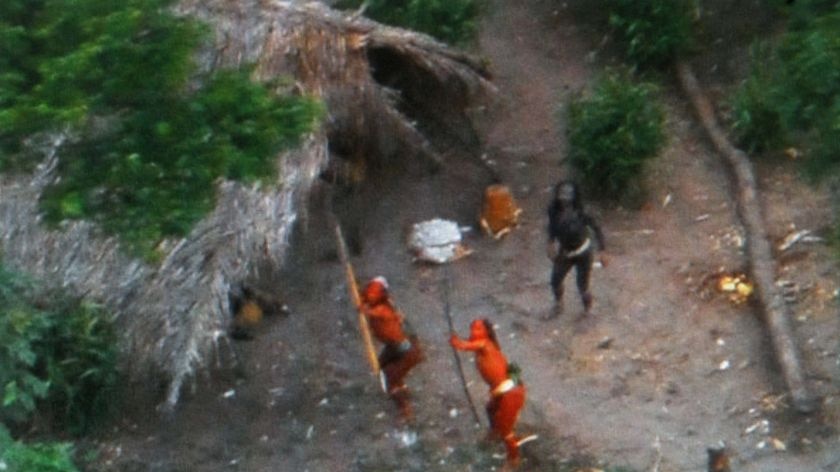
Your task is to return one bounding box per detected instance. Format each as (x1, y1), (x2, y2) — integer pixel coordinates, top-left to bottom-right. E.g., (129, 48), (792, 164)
(181, 0), (495, 171)
(0, 0), (494, 409)
(1, 136), (327, 410)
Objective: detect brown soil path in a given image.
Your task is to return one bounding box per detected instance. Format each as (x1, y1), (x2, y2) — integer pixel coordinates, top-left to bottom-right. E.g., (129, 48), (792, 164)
(93, 1), (840, 471)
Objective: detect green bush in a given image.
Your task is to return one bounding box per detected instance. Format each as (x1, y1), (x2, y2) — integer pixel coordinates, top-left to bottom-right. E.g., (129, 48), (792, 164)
(0, 0), (322, 258)
(336, 0), (482, 45)
(775, 10), (840, 130)
(831, 204), (840, 258)
(38, 297), (119, 435)
(0, 265), (119, 434)
(805, 99), (840, 179)
(0, 424), (79, 472)
(730, 8), (840, 163)
(607, 0), (694, 69)
(565, 71), (666, 200)
(783, 0), (840, 28)
(729, 6), (840, 254)
(0, 267), (50, 425)
(729, 43), (787, 153)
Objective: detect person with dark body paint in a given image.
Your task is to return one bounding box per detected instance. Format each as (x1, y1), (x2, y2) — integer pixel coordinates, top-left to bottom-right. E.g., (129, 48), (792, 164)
(546, 180), (606, 317)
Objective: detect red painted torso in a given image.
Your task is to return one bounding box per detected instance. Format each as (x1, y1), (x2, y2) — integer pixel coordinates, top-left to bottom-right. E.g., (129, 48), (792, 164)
(474, 341), (510, 389)
(364, 301), (407, 345)
(451, 336), (509, 390)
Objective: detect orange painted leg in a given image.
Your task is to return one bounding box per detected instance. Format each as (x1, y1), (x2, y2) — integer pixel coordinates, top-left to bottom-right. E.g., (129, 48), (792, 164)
(489, 386), (526, 465)
(504, 433), (521, 466)
(381, 341), (423, 393)
(380, 340), (423, 420)
(389, 385), (413, 420)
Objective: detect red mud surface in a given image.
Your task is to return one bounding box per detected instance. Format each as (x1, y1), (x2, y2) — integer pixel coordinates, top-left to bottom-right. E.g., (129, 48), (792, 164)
(92, 1), (840, 471)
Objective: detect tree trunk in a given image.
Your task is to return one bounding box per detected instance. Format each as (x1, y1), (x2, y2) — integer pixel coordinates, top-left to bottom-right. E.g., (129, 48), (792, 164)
(676, 61), (817, 414)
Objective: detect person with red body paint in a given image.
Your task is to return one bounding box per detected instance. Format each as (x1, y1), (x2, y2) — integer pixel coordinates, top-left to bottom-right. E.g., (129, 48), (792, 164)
(450, 318), (531, 466)
(359, 276), (424, 420)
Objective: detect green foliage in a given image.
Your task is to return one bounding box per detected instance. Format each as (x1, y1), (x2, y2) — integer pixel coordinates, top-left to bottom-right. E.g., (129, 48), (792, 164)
(775, 10), (840, 129)
(782, 0), (840, 28)
(729, 6), (840, 253)
(0, 0), (203, 169)
(607, 0), (694, 68)
(565, 71), (666, 200)
(0, 265), (120, 434)
(0, 424), (80, 472)
(806, 98), (840, 178)
(831, 209), (840, 258)
(0, 0), (322, 258)
(729, 7), (840, 171)
(38, 297), (119, 435)
(336, 0), (482, 45)
(0, 267), (50, 425)
(0, 0), (49, 160)
(729, 43), (787, 152)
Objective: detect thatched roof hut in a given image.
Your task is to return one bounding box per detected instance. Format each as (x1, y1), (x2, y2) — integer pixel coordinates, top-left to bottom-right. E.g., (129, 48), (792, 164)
(0, 0), (493, 409)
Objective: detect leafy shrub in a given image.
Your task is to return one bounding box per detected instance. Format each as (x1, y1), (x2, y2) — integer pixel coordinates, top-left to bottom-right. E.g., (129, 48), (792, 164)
(0, 0), (322, 258)
(0, 268), (50, 425)
(0, 424), (79, 472)
(336, 0), (482, 45)
(775, 10), (840, 129)
(805, 99), (840, 179)
(783, 0), (840, 28)
(831, 202), (840, 258)
(729, 6), (840, 254)
(607, 0), (694, 69)
(0, 265), (119, 434)
(729, 43), (787, 152)
(730, 8), (840, 161)
(38, 297), (119, 435)
(565, 71), (666, 200)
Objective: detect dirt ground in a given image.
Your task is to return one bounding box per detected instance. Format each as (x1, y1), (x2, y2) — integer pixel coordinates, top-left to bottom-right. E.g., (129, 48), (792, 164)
(90, 1), (840, 471)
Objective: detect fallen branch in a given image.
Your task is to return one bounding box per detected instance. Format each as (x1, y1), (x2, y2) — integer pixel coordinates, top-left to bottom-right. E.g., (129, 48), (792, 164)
(676, 61), (817, 414)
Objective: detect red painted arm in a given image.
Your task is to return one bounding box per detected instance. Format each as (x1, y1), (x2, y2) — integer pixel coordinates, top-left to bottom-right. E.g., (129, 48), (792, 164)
(450, 334), (485, 352)
(363, 303), (395, 321)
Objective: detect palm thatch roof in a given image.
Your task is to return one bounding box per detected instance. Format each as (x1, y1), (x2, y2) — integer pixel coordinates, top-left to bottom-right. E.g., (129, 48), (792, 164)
(0, 0), (493, 409)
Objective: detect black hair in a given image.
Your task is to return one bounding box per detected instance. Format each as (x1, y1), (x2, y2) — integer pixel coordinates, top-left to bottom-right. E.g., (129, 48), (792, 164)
(480, 318), (501, 349)
(553, 179), (583, 212)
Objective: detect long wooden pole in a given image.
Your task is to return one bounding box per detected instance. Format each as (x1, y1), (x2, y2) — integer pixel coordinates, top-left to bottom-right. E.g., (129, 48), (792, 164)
(676, 61), (816, 413)
(334, 222), (381, 375)
(442, 266), (482, 426)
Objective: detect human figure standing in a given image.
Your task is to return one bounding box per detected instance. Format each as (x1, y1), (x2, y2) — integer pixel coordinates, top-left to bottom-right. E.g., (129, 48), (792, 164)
(450, 319), (532, 467)
(359, 276), (424, 420)
(546, 180), (606, 317)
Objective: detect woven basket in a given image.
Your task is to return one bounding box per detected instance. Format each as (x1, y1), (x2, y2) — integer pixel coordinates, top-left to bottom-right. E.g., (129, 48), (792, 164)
(480, 184), (521, 237)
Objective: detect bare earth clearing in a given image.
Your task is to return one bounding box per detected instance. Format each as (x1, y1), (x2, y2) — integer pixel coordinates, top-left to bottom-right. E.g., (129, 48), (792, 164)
(92, 1), (840, 471)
